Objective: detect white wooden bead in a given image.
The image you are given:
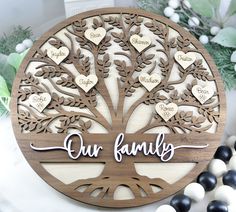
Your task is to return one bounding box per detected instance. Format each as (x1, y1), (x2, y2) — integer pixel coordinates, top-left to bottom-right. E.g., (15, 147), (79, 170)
(229, 155), (236, 170)
(215, 185), (235, 205)
(184, 182), (205, 202)
(208, 159), (227, 177)
(226, 135), (236, 147)
(156, 205), (176, 212)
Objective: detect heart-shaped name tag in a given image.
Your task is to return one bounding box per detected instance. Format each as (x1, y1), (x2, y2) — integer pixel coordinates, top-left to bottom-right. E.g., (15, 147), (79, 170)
(75, 74), (98, 93)
(84, 27), (106, 45)
(47, 46), (69, 65)
(29, 93), (51, 112)
(139, 73), (161, 91)
(192, 85), (214, 104)
(174, 51), (196, 69)
(130, 34), (151, 52)
(155, 102), (178, 122)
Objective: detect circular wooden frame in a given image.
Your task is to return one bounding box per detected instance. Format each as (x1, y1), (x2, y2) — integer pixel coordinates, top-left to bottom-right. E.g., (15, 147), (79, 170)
(11, 7), (226, 208)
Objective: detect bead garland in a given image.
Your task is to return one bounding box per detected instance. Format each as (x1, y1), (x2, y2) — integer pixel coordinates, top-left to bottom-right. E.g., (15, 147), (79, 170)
(156, 136), (236, 212)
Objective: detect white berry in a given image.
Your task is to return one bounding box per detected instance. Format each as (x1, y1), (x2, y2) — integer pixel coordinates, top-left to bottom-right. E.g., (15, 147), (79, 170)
(210, 26), (221, 35)
(22, 39), (33, 48)
(226, 135), (236, 147)
(229, 155), (236, 170)
(215, 185), (235, 205)
(234, 64), (236, 72)
(164, 7), (175, 17)
(183, 0), (191, 8)
(170, 13), (180, 23)
(184, 183), (205, 202)
(168, 0), (180, 9)
(15, 43), (26, 53)
(156, 205), (176, 212)
(208, 159), (227, 177)
(188, 17), (200, 27)
(199, 35), (209, 44)
(231, 51), (236, 63)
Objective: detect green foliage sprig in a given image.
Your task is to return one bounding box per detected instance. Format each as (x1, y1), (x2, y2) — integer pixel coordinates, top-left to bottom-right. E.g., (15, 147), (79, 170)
(0, 26), (32, 117)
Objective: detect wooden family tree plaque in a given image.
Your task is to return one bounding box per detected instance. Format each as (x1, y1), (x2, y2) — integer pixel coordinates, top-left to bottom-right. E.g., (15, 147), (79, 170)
(11, 7), (226, 208)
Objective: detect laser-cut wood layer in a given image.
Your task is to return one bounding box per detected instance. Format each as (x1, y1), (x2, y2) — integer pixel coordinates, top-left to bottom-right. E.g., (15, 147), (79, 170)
(11, 8), (226, 208)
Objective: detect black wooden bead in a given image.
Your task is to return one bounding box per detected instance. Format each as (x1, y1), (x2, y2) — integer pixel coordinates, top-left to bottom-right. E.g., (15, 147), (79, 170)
(197, 171), (217, 191)
(207, 200), (228, 212)
(223, 170), (236, 188)
(170, 194), (191, 212)
(214, 146), (232, 162)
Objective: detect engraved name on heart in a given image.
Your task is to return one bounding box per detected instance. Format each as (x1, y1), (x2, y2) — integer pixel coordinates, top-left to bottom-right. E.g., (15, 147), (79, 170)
(75, 74), (98, 93)
(29, 93), (51, 112)
(174, 51), (196, 69)
(155, 102), (178, 122)
(130, 34), (151, 52)
(192, 85), (214, 104)
(47, 46), (69, 65)
(139, 73), (161, 92)
(84, 27), (106, 45)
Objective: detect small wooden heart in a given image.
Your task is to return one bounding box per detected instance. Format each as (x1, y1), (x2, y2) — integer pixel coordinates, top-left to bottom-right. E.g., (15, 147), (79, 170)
(47, 46), (69, 65)
(155, 102), (178, 122)
(130, 35), (151, 52)
(29, 93), (51, 112)
(192, 85), (214, 104)
(84, 27), (106, 45)
(75, 74), (98, 93)
(139, 73), (161, 91)
(174, 51), (196, 69)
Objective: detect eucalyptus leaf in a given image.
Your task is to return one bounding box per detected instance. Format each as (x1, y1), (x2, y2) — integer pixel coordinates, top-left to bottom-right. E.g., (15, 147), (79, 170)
(226, 0), (236, 16)
(7, 49), (29, 70)
(0, 53), (16, 92)
(0, 75), (10, 97)
(188, 0), (213, 17)
(211, 27), (236, 48)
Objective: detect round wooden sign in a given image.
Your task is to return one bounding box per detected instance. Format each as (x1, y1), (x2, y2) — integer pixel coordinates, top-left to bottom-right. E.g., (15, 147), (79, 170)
(11, 7), (225, 208)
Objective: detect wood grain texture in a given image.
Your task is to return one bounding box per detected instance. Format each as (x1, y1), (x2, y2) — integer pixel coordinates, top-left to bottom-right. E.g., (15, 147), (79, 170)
(10, 7), (226, 208)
